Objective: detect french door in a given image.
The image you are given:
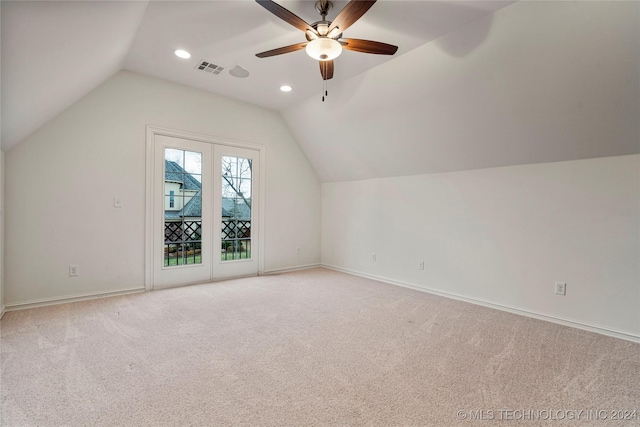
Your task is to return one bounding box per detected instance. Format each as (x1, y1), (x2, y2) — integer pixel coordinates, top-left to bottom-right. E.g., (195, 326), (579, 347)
(213, 145), (260, 280)
(149, 131), (261, 289)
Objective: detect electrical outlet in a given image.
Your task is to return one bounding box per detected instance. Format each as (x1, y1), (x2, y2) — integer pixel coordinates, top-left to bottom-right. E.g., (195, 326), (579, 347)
(114, 197), (122, 208)
(371, 253), (377, 262)
(297, 247), (301, 255)
(69, 265), (79, 277)
(418, 261), (425, 270)
(555, 282), (566, 296)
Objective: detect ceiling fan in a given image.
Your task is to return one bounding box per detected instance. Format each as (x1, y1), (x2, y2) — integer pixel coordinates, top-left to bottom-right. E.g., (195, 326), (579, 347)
(255, 0), (398, 85)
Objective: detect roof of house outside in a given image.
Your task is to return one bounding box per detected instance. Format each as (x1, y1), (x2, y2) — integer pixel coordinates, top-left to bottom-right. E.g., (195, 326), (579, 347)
(181, 190), (202, 217)
(221, 198), (251, 220)
(165, 160), (201, 191)
(164, 160), (250, 220)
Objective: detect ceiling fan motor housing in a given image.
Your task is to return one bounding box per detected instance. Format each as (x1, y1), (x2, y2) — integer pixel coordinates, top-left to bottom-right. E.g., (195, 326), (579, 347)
(306, 21), (342, 41)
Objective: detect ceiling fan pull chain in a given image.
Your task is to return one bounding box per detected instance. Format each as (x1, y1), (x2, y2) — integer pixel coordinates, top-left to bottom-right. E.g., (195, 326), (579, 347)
(322, 76), (326, 102)
(322, 80), (329, 102)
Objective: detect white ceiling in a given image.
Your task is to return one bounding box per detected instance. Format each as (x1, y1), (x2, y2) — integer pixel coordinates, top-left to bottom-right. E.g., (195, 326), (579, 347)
(1, 0), (511, 151)
(1, 0), (149, 150)
(283, 1), (640, 181)
(124, 0), (512, 110)
(2, 1), (638, 182)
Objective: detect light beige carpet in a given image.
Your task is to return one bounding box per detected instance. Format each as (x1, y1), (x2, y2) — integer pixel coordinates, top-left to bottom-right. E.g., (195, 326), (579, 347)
(1, 268), (639, 426)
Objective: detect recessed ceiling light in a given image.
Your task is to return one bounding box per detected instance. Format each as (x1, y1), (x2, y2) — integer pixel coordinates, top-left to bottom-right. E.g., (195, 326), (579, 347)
(174, 49), (191, 59)
(280, 85), (292, 92)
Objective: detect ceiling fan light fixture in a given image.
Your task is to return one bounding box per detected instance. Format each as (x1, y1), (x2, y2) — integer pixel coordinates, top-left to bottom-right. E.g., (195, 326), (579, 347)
(327, 27), (341, 39)
(305, 38), (342, 61)
(317, 23), (329, 36)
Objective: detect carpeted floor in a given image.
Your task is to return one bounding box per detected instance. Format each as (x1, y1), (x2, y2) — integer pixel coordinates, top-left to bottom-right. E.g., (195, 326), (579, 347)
(1, 268), (639, 426)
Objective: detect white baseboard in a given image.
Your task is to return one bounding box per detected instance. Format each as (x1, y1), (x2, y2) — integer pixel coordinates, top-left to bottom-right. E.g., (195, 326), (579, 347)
(152, 265), (322, 290)
(3, 267), (319, 310)
(322, 264), (640, 344)
(3, 287), (146, 312)
(262, 263), (321, 276)
(0, 305), (5, 319)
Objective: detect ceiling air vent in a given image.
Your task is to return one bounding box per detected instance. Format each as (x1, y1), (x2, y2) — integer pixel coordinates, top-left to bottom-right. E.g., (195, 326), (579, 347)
(196, 60), (224, 75)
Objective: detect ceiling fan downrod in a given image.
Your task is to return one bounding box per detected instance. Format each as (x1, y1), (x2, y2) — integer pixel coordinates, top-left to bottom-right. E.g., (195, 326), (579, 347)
(315, 0), (333, 19)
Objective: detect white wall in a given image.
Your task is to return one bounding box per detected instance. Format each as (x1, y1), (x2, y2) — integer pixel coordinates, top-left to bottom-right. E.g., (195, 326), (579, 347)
(4, 71), (320, 306)
(322, 155), (640, 340)
(0, 1), (4, 315)
(0, 150), (4, 317)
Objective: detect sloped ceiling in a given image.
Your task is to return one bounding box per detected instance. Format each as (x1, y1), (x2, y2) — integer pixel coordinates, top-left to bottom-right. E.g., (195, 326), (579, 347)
(1, 0), (150, 149)
(283, 1), (640, 181)
(1, 1), (638, 182)
(1, 0), (512, 152)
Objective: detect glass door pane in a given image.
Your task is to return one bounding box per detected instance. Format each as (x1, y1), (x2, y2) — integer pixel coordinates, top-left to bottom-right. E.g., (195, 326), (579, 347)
(164, 148), (203, 266)
(153, 134), (212, 289)
(221, 156), (252, 261)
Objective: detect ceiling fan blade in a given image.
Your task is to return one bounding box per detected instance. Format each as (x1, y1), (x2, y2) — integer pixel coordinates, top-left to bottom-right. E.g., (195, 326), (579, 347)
(320, 60), (334, 80)
(255, 0), (314, 33)
(341, 38), (398, 55)
(328, 0), (376, 34)
(256, 42), (308, 58)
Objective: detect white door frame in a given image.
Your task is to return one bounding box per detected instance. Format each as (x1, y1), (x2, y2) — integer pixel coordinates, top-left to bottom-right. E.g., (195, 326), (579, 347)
(145, 126), (266, 291)
(153, 136), (213, 289)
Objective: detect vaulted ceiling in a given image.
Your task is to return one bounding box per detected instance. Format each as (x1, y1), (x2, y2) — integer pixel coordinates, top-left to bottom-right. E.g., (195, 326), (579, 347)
(2, 1), (638, 181)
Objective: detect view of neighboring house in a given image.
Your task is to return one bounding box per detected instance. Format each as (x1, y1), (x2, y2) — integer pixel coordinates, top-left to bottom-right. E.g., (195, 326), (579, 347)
(164, 160), (252, 223)
(164, 160), (202, 224)
(164, 160), (251, 261)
